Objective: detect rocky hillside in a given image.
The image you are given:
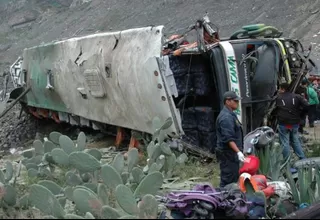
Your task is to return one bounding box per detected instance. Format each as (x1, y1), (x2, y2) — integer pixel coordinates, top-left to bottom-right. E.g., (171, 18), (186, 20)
(0, 0), (319, 77)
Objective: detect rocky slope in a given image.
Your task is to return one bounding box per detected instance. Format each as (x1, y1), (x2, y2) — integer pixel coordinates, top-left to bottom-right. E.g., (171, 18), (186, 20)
(0, 0), (319, 150)
(0, 0), (319, 76)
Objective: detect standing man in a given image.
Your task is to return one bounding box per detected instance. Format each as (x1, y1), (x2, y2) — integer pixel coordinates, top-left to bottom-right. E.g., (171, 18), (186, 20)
(275, 83), (308, 160)
(301, 80), (319, 127)
(216, 91), (245, 188)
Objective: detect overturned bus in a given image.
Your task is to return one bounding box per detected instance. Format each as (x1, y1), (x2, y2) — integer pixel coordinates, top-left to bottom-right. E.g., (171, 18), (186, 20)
(8, 16), (316, 155)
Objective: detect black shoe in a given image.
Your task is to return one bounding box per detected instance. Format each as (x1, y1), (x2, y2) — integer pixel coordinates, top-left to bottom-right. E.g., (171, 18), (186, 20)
(310, 124), (315, 128)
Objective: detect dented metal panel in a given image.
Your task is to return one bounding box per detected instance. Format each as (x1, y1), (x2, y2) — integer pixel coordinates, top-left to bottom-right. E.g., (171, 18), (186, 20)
(21, 26), (181, 136)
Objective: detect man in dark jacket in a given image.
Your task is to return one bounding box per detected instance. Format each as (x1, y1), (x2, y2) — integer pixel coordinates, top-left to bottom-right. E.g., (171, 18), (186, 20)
(216, 91), (245, 188)
(276, 83), (309, 160)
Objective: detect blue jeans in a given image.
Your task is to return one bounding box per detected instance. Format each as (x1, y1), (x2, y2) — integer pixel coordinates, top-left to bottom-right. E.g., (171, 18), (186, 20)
(278, 124), (306, 160)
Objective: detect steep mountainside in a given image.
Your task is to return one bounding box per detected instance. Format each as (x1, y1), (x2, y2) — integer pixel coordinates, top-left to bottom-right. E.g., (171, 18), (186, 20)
(0, 0), (319, 78)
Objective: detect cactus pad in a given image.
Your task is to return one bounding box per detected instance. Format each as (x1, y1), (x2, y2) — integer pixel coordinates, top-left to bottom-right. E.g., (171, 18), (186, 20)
(0, 170), (5, 183)
(138, 194), (158, 219)
(133, 171), (163, 198)
(83, 183), (98, 193)
(97, 183), (109, 205)
(49, 131), (62, 145)
(5, 161), (13, 182)
(121, 172), (130, 184)
(155, 155), (165, 170)
(127, 148), (139, 173)
(159, 143), (172, 155)
(64, 186), (74, 201)
(51, 148), (69, 166)
(101, 164), (123, 189)
(22, 149), (34, 158)
(38, 180), (63, 195)
(33, 140), (44, 155)
(74, 185), (96, 195)
(69, 152), (101, 173)
(73, 188), (103, 215)
(150, 144), (162, 162)
(85, 148), (102, 161)
(65, 214), (85, 219)
(81, 173), (92, 183)
(176, 153), (188, 164)
(85, 212), (95, 219)
(77, 132), (87, 151)
(164, 154), (176, 173)
(44, 140), (57, 153)
(3, 184), (16, 206)
(148, 163), (160, 174)
(65, 171), (83, 186)
(17, 194), (29, 209)
(132, 167), (144, 183)
(44, 153), (56, 164)
(29, 184), (65, 218)
(112, 153), (125, 174)
(115, 184), (139, 215)
(25, 163), (38, 171)
(152, 116), (162, 132)
(28, 155), (43, 165)
(59, 135), (76, 155)
(39, 167), (52, 178)
(27, 168), (38, 178)
(101, 205), (121, 219)
(147, 142), (156, 158)
(58, 197), (66, 208)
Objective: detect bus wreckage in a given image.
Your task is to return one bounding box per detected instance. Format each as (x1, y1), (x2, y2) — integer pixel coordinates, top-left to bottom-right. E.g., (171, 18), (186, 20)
(6, 16), (318, 157)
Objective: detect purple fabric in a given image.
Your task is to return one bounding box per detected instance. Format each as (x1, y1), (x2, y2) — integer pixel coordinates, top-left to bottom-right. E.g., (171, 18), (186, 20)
(164, 184), (250, 218)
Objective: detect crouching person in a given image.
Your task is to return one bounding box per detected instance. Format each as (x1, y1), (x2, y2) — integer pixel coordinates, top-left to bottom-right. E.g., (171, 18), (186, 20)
(216, 91), (245, 188)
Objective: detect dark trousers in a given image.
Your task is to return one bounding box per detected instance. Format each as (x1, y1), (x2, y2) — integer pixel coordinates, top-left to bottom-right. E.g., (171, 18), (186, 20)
(308, 104), (317, 126)
(216, 150), (239, 188)
(317, 104), (320, 120)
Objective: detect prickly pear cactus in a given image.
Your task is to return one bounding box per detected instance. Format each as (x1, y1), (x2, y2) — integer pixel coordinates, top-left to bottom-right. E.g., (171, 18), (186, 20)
(65, 171), (83, 186)
(51, 148), (69, 166)
(5, 161), (14, 183)
(138, 194), (158, 219)
(112, 153), (125, 174)
(3, 184), (16, 206)
(69, 152), (101, 173)
(29, 184), (65, 218)
(97, 183), (109, 205)
(115, 184), (139, 215)
(38, 180), (63, 195)
(101, 205), (121, 219)
(34, 140), (44, 155)
(131, 167), (144, 184)
(73, 188), (103, 215)
(77, 131), (87, 151)
(49, 131), (62, 145)
(64, 214), (85, 219)
(85, 149), (102, 161)
(44, 140), (57, 153)
(22, 149), (34, 159)
(59, 135), (76, 155)
(133, 171), (163, 199)
(127, 148), (139, 173)
(85, 212), (95, 219)
(101, 164), (123, 189)
(27, 168), (39, 178)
